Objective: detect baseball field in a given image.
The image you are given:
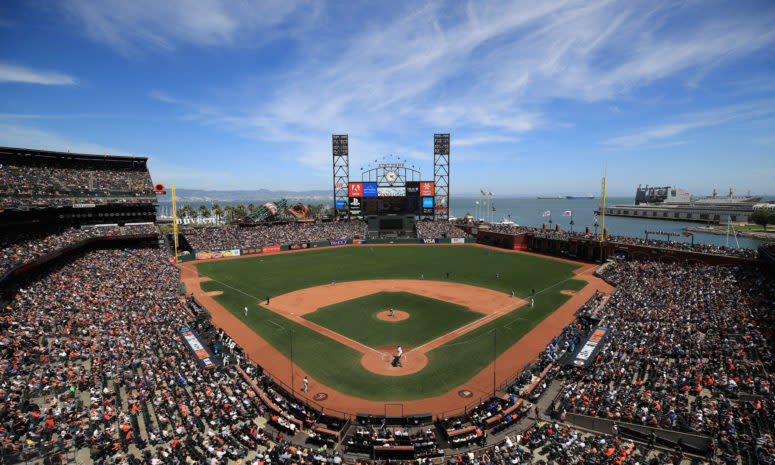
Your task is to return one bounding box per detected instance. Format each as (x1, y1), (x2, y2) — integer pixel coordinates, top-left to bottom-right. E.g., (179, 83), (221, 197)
(188, 244), (594, 411)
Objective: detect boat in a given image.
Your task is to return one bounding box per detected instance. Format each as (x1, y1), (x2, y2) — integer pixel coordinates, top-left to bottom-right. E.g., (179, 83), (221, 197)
(496, 216), (519, 226)
(566, 194), (595, 199)
(635, 185), (761, 205)
(537, 195), (563, 199)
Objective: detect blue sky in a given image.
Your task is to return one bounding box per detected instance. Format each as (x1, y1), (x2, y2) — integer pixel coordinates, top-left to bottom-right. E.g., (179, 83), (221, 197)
(0, 0), (773, 196)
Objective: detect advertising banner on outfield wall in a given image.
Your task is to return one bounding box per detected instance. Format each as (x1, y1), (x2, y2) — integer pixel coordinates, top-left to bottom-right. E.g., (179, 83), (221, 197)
(241, 248), (262, 255)
(568, 326), (608, 367)
(451, 238), (465, 244)
(289, 243), (309, 250)
(329, 239), (348, 246)
(513, 244), (528, 250)
(420, 238), (439, 244)
(196, 249), (240, 260)
(353, 238), (366, 245)
(263, 245), (281, 253)
(180, 328), (219, 369)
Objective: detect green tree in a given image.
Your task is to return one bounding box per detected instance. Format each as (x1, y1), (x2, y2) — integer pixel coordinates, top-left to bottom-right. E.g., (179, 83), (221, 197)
(224, 205), (235, 222)
(248, 203), (256, 213)
(198, 204), (211, 219)
(211, 203), (223, 224)
(751, 209), (775, 231)
(235, 203), (248, 219)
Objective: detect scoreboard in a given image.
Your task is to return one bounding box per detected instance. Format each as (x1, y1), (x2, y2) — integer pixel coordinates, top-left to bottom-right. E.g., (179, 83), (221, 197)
(348, 181), (435, 217)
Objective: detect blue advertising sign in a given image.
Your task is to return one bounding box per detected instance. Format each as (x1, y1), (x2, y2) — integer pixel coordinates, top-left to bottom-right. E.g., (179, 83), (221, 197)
(422, 197), (434, 208)
(329, 239), (348, 246)
(180, 328), (219, 369)
(335, 200), (347, 208)
(420, 238), (439, 244)
(363, 182), (378, 197)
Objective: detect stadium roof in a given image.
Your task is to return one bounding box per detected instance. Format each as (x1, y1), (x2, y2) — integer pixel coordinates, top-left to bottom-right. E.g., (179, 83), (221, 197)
(0, 146), (149, 164)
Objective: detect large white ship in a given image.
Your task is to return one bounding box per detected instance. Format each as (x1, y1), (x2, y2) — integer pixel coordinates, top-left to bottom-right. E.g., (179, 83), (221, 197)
(635, 186), (761, 206)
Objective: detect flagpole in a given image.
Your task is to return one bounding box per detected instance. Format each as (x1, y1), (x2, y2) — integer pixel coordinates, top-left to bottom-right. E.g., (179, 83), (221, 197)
(171, 183), (179, 263)
(600, 162), (607, 263)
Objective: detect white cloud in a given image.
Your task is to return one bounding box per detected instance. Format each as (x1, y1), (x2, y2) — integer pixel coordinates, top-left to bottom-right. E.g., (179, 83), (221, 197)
(603, 101), (775, 148)
(62, 0), (308, 54)
(0, 63), (77, 85)
(146, 1), (775, 166)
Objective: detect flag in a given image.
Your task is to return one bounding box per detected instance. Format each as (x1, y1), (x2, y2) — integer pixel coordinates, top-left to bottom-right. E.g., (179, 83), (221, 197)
(683, 231), (693, 237)
(563, 210), (572, 216)
(593, 213), (598, 221)
(488, 192), (494, 196)
(542, 210), (551, 217)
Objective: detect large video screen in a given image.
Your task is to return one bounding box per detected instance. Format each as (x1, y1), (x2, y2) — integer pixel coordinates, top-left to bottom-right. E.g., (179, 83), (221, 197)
(359, 196), (420, 214)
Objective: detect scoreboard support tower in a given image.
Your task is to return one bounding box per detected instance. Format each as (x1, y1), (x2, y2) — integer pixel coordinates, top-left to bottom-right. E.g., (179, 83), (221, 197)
(434, 134), (450, 221)
(332, 135), (349, 218)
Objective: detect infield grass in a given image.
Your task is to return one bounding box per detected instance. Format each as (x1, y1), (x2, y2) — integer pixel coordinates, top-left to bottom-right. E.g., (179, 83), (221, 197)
(305, 291), (481, 348)
(195, 245), (586, 402)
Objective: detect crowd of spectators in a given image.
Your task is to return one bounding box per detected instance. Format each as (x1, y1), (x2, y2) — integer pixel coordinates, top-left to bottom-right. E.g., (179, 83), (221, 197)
(0, 224), (158, 276)
(554, 260), (774, 463)
(183, 221), (368, 252)
(3, 215), (774, 464)
(452, 422), (705, 465)
(0, 245), (353, 465)
(0, 158), (155, 209)
(416, 220), (471, 239)
(183, 219), (476, 252)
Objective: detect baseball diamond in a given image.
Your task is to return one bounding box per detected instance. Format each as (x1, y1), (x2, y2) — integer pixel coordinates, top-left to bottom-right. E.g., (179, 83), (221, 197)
(181, 243), (606, 414)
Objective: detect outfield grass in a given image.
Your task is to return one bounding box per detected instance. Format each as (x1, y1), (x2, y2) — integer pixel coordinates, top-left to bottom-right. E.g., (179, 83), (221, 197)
(195, 245), (586, 401)
(304, 291), (481, 348)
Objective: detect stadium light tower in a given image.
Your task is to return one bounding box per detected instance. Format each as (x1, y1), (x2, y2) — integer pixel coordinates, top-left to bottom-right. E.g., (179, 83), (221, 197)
(433, 134), (450, 221)
(332, 135), (349, 218)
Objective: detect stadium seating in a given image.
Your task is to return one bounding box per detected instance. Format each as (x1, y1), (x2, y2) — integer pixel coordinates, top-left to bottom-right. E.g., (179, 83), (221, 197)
(0, 149), (155, 209)
(2, 203), (772, 464)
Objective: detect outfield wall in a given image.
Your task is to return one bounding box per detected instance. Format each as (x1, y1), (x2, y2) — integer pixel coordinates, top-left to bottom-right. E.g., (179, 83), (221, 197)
(193, 237), (476, 259)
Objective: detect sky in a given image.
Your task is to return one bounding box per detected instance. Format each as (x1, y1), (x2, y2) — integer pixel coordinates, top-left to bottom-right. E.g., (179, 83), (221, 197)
(0, 0), (774, 197)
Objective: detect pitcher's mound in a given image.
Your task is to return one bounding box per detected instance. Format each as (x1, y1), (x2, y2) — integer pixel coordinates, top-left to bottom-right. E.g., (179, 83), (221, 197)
(376, 310), (410, 321)
(361, 346), (427, 376)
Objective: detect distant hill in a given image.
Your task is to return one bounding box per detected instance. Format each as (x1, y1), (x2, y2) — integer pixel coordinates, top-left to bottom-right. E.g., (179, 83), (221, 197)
(161, 188), (332, 202)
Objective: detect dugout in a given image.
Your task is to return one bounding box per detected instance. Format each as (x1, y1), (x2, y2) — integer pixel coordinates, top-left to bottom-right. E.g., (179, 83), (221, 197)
(366, 214), (415, 236)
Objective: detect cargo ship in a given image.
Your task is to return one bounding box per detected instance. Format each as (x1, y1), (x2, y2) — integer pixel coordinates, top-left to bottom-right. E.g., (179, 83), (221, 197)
(537, 195), (563, 199)
(566, 194), (595, 199)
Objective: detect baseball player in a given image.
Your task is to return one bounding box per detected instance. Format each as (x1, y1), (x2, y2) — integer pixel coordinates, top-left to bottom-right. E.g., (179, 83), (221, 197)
(389, 308), (395, 317)
(244, 306), (248, 317)
(303, 376), (309, 393)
